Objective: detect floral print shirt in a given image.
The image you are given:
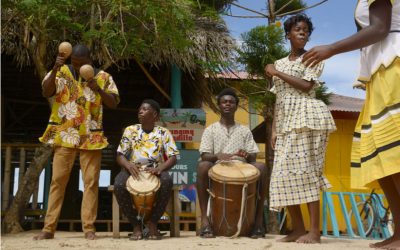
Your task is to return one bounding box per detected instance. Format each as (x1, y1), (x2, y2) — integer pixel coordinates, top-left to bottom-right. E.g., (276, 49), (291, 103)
(39, 65), (119, 149)
(117, 124), (180, 166)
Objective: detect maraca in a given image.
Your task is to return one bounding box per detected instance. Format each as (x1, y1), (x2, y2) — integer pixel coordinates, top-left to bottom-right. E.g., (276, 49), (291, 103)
(79, 64), (94, 81)
(58, 42), (72, 58)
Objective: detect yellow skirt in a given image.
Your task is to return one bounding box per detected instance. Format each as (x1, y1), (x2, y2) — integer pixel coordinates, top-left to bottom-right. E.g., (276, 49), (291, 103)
(351, 58), (400, 189)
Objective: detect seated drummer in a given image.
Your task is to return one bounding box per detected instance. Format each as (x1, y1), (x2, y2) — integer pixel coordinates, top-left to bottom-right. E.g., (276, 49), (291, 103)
(197, 88), (267, 239)
(113, 99), (179, 240)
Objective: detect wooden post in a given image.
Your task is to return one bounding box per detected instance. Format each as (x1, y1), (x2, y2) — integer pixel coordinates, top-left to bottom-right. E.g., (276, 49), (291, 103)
(18, 147), (26, 189)
(195, 191), (201, 235)
(2, 146), (12, 211)
(108, 185), (120, 238)
(169, 186), (180, 237)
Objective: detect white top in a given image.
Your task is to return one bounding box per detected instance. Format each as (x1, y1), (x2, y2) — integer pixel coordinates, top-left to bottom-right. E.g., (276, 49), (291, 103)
(355, 0), (400, 82)
(199, 122), (259, 156)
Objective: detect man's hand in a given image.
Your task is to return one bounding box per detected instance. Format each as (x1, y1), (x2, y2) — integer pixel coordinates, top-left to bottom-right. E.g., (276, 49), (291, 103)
(216, 153), (235, 161)
(52, 53), (66, 71)
(126, 162), (140, 179)
(235, 149), (249, 159)
(87, 78), (100, 92)
(145, 166), (162, 176)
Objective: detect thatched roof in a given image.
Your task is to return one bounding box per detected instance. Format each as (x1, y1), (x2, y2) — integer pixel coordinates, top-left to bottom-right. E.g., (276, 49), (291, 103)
(1, 2), (236, 109)
(141, 16), (235, 74)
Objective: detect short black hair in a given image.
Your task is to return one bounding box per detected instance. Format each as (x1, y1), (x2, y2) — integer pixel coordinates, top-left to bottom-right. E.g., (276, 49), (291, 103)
(284, 14), (314, 37)
(72, 44), (91, 58)
(217, 88), (239, 105)
(141, 99), (160, 115)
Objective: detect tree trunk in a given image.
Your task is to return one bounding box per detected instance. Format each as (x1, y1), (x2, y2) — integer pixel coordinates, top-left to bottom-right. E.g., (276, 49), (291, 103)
(268, 0), (276, 24)
(3, 145), (53, 234)
(261, 76), (280, 234)
(264, 107), (280, 234)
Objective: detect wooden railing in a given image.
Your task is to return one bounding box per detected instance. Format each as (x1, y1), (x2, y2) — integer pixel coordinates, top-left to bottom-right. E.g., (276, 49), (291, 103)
(1, 143), (42, 212)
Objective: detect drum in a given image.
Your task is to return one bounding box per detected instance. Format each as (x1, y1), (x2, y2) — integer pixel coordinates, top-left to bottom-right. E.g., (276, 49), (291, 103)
(208, 160), (260, 237)
(126, 169), (160, 221)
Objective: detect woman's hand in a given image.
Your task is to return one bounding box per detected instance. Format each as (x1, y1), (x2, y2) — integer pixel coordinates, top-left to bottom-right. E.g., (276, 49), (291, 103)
(270, 131), (277, 151)
(265, 64), (278, 77)
(302, 45), (334, 67)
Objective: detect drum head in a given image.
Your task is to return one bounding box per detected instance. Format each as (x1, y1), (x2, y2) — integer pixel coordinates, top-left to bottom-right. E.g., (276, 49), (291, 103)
(126, 171), (160, 195)
(209, 160), (260, 184)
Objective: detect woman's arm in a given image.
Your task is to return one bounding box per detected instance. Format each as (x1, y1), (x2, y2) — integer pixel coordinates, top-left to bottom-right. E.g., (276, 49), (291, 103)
(265, 64), (315, 93)
(303, 0), (392, 66)
(271, 103), (277, 150)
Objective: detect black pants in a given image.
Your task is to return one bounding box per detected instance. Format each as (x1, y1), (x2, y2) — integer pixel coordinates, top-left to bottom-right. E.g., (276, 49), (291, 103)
(113, 169), (173, 227)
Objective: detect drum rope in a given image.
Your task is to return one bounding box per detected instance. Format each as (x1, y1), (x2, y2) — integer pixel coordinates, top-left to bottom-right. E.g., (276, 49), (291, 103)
(218, 182), (231, 234)
(207, 178), (212, 220)
(230, 182), (248, 238)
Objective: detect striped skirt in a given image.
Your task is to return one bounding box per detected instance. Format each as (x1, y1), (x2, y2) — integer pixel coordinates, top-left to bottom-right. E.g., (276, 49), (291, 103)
(351, 58), (400, 189)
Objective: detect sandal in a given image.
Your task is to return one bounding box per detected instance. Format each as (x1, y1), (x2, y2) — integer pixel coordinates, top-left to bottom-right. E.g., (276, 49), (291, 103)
(199, 224), (215, 238)
(249, 226), (265, 239)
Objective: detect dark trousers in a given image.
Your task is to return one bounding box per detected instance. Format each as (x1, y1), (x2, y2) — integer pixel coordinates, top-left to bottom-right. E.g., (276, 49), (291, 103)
(113, 169), (173, 227)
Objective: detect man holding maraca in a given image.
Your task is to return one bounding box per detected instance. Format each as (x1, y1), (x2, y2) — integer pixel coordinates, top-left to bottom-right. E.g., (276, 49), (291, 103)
(34, 44), (119, 240)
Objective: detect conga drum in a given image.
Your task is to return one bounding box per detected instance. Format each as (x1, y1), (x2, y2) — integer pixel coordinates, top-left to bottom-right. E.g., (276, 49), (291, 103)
(208, 160), (260, 237)
(126, 169), (160, 221)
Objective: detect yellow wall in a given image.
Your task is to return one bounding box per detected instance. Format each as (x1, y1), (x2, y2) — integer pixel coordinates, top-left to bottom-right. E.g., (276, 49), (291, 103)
(185, 101), (265, 157)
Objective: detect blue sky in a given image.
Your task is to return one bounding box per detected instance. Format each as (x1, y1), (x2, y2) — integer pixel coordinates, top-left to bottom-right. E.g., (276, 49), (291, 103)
(223, 0), (365, 99)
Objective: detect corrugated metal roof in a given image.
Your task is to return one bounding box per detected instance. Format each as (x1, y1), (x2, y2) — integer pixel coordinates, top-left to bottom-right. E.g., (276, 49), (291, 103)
(206, 71), (261, 80)
(211, 71), (365, 113)
(328, 94), (364, 112)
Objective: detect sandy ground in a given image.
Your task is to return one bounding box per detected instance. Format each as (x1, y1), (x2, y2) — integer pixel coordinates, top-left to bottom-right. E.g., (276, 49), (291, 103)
(1, 230), (377, 250)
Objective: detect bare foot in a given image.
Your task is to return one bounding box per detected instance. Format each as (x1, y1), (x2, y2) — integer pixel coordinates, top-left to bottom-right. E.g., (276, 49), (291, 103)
(84, 231), (96, 240)
(147, 221), (162, 240)
(296, 232), (321, 244)
(129, 225), (143, 241)
(370, 237), (396, 248)
(277, 231), (306, 242)
(33, 231), (54, 240)
(381, 239), (400, 250)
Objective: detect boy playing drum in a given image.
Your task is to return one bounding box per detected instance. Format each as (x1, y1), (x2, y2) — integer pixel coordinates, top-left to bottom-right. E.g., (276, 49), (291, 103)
(113, 99), (179, 240)
(196, 88), (267, 238)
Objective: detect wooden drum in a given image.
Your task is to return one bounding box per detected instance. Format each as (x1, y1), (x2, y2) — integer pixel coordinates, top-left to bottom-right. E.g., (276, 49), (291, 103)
(208, 160), (260, 237)
(126, 170), (160, 221)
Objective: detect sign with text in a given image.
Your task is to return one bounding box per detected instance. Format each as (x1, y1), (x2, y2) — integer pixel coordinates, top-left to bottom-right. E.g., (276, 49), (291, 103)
(169, 150), (199, 185)
(157, 109), (206, 142)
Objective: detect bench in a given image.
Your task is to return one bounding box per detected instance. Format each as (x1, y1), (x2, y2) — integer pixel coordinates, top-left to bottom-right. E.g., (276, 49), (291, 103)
(108, 185), (181, 238)
(27, 186), (198, 236)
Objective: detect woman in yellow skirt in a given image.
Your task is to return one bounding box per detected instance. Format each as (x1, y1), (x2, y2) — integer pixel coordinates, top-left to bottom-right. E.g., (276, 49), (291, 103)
(303, 0), (400, 249)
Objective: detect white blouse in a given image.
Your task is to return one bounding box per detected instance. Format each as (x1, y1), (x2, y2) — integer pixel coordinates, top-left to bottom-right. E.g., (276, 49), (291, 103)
(355, 0), (400, 82)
